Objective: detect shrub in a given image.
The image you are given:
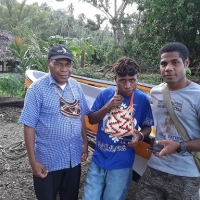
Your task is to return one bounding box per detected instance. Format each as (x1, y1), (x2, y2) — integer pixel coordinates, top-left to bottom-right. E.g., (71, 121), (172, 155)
(0, 74), (24, 97)
(73, 67), (104, 80)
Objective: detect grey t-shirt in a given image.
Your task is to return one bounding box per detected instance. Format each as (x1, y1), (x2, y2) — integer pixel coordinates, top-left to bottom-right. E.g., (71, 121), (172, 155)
(148, 82), (200, 177)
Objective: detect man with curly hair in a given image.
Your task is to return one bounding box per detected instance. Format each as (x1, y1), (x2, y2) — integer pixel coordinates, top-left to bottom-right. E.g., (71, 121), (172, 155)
(82, 57), (154, 200)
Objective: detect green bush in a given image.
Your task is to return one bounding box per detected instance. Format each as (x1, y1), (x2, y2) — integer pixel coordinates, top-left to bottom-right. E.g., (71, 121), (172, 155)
(73, 67), (163, 85)
(73, 67), (104, 80)
(139, 74), (162, 85)
(0, 74), (24, 97)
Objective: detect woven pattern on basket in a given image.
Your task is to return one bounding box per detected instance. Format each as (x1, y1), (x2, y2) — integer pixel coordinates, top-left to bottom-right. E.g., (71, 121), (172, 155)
(60, 97), (81, 117)
(105, 91), (134, 137)
(52, 83), (81, 117)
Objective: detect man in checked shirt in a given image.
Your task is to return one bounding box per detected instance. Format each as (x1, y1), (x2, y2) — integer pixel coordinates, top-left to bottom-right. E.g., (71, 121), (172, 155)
(19, 44), (90, 200)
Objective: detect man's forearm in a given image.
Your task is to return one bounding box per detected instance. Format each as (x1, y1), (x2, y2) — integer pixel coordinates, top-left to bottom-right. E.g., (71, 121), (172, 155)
(185, 138), (200, 152)
(88, 104), (110, 124)
(140, 127), (152, 138)
(24, 125), (36, 165)
(81, 117), (88, 146)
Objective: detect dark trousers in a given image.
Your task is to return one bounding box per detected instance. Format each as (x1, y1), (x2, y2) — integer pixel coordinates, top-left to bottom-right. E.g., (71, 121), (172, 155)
(33, 164), (81, 200)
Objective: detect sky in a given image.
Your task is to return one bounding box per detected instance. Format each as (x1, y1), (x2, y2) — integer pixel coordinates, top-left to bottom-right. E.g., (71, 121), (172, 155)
(17, 0), (137, 20)
(17, 0), (107, 19)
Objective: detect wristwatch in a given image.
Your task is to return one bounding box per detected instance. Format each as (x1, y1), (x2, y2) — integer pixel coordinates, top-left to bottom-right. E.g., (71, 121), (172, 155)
(177, 141), (187, 154)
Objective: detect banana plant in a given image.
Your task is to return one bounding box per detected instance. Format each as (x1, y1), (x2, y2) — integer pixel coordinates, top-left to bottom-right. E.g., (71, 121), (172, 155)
(66, 37), (95, 67)
(10, 38), (31, 75)
(10, 29), (50, 73)
(48, 35), (96, 67)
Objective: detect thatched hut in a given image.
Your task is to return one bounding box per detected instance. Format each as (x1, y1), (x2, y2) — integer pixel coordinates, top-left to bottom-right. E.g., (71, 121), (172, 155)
(0, 30), (15, 72)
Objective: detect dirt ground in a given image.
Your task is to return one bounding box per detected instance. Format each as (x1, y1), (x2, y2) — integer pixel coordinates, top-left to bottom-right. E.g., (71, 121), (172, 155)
(0, 105), (137, 200)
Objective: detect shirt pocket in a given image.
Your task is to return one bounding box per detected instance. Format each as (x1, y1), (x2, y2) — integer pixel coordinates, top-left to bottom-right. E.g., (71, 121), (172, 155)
(41, 97), (60, 115)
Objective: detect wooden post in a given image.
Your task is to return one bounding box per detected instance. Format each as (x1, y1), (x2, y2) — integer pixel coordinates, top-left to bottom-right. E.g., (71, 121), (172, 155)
(2, 61), (4, 72)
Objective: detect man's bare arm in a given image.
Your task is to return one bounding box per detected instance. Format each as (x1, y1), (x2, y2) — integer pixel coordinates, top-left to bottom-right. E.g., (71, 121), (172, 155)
(89, 95), (124, 124)
(24, 125), (48, 178)
(81, 117), (88, 161)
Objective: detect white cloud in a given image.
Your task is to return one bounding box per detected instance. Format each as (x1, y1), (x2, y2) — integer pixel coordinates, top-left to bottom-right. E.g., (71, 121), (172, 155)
(17, 0), (137, 29)
(18, 0), (137, 19)
(17, 0), (101, 19)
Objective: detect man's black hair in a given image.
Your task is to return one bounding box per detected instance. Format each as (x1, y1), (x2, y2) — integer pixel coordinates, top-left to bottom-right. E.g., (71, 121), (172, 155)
(158, 42), (189, 62)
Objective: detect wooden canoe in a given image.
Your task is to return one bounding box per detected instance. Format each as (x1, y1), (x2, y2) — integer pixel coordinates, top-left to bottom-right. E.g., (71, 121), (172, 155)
(25, 69), (155, 182)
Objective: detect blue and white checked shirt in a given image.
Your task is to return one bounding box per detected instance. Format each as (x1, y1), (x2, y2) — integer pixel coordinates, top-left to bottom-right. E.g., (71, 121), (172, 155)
(19, 74), (90, 172)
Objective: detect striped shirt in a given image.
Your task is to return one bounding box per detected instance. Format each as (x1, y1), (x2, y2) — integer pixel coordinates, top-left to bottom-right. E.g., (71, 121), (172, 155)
(19, 74), (90, 172)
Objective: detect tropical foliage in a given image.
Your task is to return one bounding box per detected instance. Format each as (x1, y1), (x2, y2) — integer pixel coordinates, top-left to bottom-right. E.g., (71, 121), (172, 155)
(0, 73), (24, 97)
(131, 0), (200, 71)
(0, 0), (200, 76)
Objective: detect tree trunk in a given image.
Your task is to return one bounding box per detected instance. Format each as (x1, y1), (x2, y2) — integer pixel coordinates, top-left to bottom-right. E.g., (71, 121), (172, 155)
(80, 50), (85, 68)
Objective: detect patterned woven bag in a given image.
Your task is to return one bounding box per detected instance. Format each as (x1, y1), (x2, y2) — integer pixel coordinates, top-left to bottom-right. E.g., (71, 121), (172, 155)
(53, 84), (81, 117)
(105, 90), (134, 137)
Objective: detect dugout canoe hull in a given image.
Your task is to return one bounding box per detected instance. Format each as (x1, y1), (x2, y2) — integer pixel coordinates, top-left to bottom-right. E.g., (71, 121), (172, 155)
(25, 69), (155, 182)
